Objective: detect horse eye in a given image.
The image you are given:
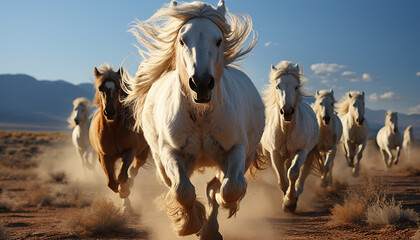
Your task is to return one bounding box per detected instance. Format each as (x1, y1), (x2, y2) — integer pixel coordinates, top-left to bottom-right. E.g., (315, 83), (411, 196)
(319, 103), (322, 106)
(179, 39), (185, 46)
(295, 86), (299, 90)
(216, 39), (222, 47)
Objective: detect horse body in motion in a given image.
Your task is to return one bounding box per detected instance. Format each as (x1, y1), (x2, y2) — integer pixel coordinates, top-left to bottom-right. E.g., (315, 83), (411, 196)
(312, 89), (342, 187)
(261, 61), (321, 213)
(403, 125), (414, 160)
(337, 91), (369, 177)
(68, 97), (95, 170)
(124, 1), (264, 238)
(89, 64), (149, 212)
(376, 111), (402, 168)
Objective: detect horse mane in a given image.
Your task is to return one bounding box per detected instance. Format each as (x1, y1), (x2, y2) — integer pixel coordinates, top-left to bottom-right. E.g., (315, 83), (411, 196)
(385, 110), (397, 126)
(93, 63), (122, 107)
(312, 90), (335, 113)
(124, 0), (257, 131)
(67, 97), (90, 128)
(336, 91), (364, 116)
(263, 61), (308, 118)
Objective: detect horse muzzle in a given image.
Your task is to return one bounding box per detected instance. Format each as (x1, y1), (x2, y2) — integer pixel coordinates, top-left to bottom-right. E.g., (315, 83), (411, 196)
(74, 118), (80, 125)
(104, 109), (116, 120)
(323, 116), (331, 125)
(393, 128), (398, 134)
(189, 73), (215, 104)
(356, 117), (364, 126)
(280, 107), (295, 122)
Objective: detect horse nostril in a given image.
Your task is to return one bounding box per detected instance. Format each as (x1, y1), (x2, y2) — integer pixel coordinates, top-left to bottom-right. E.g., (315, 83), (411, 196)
(208, 77), (215, 90)
(290, 107), (295, 115)
(280, 108), (284, 115)
(189, 77), (197, 92)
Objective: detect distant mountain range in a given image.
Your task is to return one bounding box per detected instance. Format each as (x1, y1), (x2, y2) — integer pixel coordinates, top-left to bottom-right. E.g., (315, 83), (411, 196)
(0, 74), (419, 139)
(0, 74), (95, 130)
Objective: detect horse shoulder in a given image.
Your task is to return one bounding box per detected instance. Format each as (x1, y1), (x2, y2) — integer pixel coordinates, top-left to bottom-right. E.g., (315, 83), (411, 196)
(292, 102), (319, 150)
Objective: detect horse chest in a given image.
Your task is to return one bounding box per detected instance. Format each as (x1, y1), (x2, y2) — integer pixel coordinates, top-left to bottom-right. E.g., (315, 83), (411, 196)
(348, 127), (366, 144)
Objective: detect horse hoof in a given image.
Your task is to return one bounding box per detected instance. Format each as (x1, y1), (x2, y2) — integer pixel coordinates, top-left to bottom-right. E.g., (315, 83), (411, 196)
(283, 203), (297, 213)
(108, 181), (119, 193)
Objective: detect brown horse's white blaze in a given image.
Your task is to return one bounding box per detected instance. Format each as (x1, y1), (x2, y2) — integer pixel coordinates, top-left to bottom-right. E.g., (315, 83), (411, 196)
(89, 64), (150, 213)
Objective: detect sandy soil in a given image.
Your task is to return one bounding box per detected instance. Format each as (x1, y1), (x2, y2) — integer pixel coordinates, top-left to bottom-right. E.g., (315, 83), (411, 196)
(0, 130), (419, 240)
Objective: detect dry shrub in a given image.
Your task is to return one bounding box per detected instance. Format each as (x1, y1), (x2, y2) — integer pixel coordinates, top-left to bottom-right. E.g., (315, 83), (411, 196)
(48, 170), (67, 183)
(51, 184), (91, 208)
(66, 198), (128, 236)
(26, 186), (54, 207)
(0, 222), (9, 240)
(0, 167), (37, 181)
(331, 201), (365, 224)
(367, 196), (418, 226)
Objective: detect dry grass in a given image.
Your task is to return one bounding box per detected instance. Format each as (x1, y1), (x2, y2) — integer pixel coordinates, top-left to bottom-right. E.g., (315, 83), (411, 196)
(66, 198), (128, 236)
(412, 229), (420, 240)
(367, 196), (418, 226)
(0, 166), (37, 181)
(26, 186), (54, 207)
(0, 222), (9, 240)
(331, 200), (365, 224)
(51, 184), (92, 208)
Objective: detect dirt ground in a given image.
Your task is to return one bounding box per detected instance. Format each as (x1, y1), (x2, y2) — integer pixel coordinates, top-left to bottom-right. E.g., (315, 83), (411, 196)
(0, 130), (419, 240)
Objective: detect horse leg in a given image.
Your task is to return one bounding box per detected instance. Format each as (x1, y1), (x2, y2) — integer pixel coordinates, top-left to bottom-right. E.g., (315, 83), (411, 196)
(216, 144), (247, 218)
(342, 141), (352, 167)
(394, 146), (401, 165)
(84, 146), (96, 170)
(162, 149), (205, 236)
(99, 154), (118, 192)
(384, 146), (394, 168)
(295, 152), (313, 200)
(77, 147), (87, 171)
(381, 149), (389, 168)
(128, 147), (149, 187)
(321, 147), (336, 187)
(283, 149), (308, 213)
(198, 177), (223, 240)
(270, 150), (289, 195)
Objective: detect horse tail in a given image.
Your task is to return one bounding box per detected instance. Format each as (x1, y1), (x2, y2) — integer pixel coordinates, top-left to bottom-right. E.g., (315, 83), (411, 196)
(308, 145), (325, 177)
(249, 143), (269, 179)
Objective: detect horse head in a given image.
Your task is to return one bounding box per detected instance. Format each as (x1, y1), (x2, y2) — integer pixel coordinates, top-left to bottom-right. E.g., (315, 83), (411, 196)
(386, 110), (398, 134)
(176, 1), (226, 104)
(270, 62), (302, 122)
(69, 97), (90, 127)
(348, 91), (365, 126)
(94, 67), (123, 121)
(315, 89), (335, 125)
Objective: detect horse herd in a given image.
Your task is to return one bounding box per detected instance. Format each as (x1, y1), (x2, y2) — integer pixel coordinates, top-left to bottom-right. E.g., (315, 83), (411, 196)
(65, 1), (416, 239)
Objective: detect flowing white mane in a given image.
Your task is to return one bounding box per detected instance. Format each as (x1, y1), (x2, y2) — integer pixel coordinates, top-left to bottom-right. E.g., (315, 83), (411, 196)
(67, 97), (90, 128)
(124, 0), (257, 131)
(264, 61), (307, 116)
(336, 91), (364, 116)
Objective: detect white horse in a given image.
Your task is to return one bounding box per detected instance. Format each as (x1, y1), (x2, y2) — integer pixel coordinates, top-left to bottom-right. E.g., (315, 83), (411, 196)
(261, 61), (322, 213)
(311, 89), (342, 187)
(68, 97), (95, 170)
(336, 91), (369, 177)
(124, 1), (264, 239)
(376, 111), (402, 168)
(403, 125), (414, 161)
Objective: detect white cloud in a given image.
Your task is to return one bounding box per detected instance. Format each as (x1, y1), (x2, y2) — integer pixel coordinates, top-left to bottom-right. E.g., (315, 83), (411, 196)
(416, 72), (420, 77)
(341, 71), (374, 82)
(264, 42), (272, 47)
(274, 42), (279, 46)
(369, 93), (379, 101)
(408, 104), (420, 114)
(320, 79), (329, 84)
(369, 91), (401, 101)
(311, 63), (346, 75)
(341, 71), (358, 78)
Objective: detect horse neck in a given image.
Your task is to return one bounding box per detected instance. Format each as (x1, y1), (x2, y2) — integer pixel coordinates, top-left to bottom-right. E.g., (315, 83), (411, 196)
(280, 100), (299, 132)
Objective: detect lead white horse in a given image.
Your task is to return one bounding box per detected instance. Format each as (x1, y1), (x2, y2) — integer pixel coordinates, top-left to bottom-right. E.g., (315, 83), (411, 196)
(403, 125), (414, 161)
(68, 97), (95, 170)
(124, 1), (264, 239)
(376, 111), (402, 168)
(261, 61), (322, 213)
(336, 91), (369, 177)
(311, 89), (342, 187)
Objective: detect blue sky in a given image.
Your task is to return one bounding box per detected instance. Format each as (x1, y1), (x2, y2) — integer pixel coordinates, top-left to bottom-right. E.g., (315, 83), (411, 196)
(1, 0), (419, 114)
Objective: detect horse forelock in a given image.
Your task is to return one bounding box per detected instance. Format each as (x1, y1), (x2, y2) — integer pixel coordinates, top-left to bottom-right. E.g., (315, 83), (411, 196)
(313, 91), (335, 114)
(124, 1), (256, 132)
(93, 65), (122, 107)
(336, 91), (364, 115)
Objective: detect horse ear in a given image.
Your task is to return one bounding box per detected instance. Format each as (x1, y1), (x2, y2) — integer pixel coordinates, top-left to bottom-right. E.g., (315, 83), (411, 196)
(316, 90), (319, 96)
(217, 0), (226, 16)
(116, 67), (123, 76)
(362, 91), (365, 96)
(348, 92), (352, 98)
(271, 64), (276, 71)
(295, 63), (299, 71)
(94, 67), (101, 78)
(330, 88), (333, 94)
(170, 0), (177, 8)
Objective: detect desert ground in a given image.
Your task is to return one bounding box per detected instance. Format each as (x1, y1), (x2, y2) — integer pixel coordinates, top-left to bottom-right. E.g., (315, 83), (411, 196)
(1, 130), (420, 240)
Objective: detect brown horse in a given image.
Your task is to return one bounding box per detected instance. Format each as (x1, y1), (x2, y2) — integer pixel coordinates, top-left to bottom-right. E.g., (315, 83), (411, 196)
(89, 64), (149, 212)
